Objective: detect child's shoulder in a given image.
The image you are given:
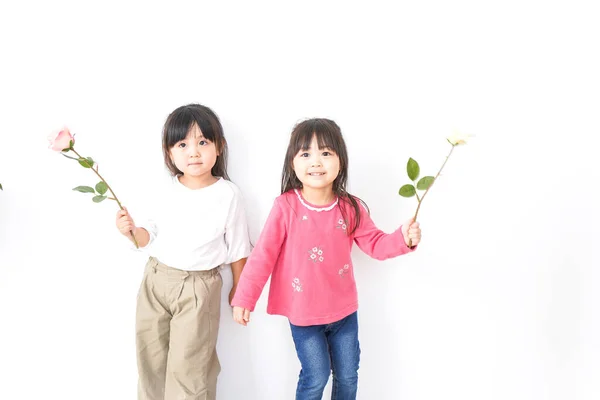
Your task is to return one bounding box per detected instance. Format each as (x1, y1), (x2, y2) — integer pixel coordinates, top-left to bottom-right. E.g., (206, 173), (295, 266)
(269, 190), (296, 213)
(277, 189), (295, 200)
(218, 178), (242, 195)
(214, 179), (250, 207)
(275, 189), (297, 204)
(338, 193), (369, 220)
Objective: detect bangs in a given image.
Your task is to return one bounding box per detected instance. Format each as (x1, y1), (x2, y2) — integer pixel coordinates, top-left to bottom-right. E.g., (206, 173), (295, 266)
(164, 107), (219, 148)
(291, 119), (342, 154)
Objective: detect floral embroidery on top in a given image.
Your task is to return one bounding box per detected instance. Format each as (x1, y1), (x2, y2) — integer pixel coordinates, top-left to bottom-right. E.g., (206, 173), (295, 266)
(335, 218), (347, 232)
(339, 264), (350, 277)
(308, 246), (324, 263)
(302, 215), (308, 221)
(292, 277), (303, 292)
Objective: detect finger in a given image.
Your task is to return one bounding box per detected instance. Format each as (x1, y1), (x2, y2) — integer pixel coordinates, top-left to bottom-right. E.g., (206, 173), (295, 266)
(121, 225), (135, 234)
(243, 309), (250, 322)
(410, 221), (420, 229)
(233, 313), (241, 324)
(120, 217), (133, 225)
(119, 216), (134, 226)
(122, 225), (134, 233)
(233, 309), (245, 324)
(117, 216), (131, 226)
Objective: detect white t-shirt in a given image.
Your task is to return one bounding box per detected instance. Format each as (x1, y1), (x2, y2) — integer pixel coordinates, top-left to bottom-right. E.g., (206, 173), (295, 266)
(136, 176), (252, 271)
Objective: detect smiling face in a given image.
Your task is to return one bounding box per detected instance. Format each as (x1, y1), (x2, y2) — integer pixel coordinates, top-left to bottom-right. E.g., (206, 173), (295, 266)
(281, 118), (350, 197)
(169, 123), (218, 182)
(292, 134), (340, 194)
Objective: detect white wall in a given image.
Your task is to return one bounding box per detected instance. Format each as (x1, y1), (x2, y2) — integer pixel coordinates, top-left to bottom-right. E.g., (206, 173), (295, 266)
(0, 1), (598, 399)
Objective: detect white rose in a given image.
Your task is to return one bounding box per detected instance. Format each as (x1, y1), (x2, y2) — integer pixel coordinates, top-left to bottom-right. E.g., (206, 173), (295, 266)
(447, 131), (472, 146)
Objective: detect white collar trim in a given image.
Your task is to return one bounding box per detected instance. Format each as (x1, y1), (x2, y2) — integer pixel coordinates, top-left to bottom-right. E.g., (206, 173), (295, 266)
(294, 189), (338, 212)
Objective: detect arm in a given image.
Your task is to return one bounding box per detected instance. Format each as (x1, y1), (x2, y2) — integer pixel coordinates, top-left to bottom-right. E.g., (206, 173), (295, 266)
(224, 185), (252, 266)
(229, 257), (247, 305)
(115, 208), (154, 248)
(223, 186), (253, 305)
(353, 204), (417, 260)
(230, 257), (247, 286)
(231, 199), (286, 312)
(131, 228), (151, 248)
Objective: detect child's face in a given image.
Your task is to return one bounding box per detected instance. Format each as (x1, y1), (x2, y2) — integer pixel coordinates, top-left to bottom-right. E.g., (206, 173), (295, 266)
(292, 135), (340, 193)
(169, 124), (218, 179)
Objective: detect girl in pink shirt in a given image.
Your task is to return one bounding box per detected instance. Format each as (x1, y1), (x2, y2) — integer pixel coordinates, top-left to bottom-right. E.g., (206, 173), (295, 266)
(232, 118), (421, 400)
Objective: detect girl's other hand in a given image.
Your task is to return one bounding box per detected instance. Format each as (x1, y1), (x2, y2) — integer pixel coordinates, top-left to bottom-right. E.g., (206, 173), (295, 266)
(233, 306), (251, 326)
(116, 207), (137, 237)
(402, 219), (421, 247)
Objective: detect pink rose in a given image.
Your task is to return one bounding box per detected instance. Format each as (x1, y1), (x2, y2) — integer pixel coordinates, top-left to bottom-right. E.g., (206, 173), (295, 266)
(48, 127), (74, 152)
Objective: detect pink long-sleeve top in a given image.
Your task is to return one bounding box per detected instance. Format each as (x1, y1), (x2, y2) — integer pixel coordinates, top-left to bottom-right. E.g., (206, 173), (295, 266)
(231, 189), (415, 326)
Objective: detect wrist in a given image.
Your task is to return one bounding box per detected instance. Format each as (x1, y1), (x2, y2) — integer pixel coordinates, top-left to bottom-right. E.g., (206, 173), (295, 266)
(131, 227), (150, 248)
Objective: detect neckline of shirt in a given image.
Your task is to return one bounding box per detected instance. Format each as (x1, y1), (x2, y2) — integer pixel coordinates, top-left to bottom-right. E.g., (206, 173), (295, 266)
(175, 176), (224, 192)
(294, 189), (338, 212)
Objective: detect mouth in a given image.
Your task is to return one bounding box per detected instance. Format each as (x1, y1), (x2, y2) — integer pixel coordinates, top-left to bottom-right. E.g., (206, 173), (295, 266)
(188, 162), (203, 166)
(308, 172), (325, 176)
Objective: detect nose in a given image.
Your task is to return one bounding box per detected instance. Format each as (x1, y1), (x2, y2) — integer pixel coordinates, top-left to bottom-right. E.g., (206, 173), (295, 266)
(188, 144), (200, 158)
(311, 154), (322, 167)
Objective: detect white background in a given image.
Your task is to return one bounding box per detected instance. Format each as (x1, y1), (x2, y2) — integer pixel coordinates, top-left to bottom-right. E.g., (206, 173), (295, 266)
(0, 1), (598, 399)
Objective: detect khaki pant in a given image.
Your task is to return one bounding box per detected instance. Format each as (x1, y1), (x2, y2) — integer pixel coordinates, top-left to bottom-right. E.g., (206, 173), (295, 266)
(136, 257), (222, 400)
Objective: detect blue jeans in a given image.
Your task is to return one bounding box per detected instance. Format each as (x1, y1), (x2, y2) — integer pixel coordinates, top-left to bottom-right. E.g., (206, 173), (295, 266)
(290, 312), (360, 400)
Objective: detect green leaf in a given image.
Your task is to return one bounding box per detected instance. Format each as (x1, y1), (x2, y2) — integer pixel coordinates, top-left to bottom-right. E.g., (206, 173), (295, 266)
(61, 141), (73, 152)
(417, 176), (435, 190)
(95, 181), (108, 195)
(78, 157), (94, 168)
(407, 158), (420, 181)
(72, 186), (95, 194)
(92, 195), (107, 203)
(0, 183), (3, 190)
(399, 184), (416, 197)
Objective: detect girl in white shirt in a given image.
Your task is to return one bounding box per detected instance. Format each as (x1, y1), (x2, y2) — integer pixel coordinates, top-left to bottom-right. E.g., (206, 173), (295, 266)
(115, 104), (251, 400)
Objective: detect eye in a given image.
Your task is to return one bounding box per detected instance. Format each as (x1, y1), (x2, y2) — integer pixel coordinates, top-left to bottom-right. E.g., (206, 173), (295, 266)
(199, 140), (207, 146)
(178, 142), (186, 148)
(322, 151), (333, 156)
(299, 152), (309, 158)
